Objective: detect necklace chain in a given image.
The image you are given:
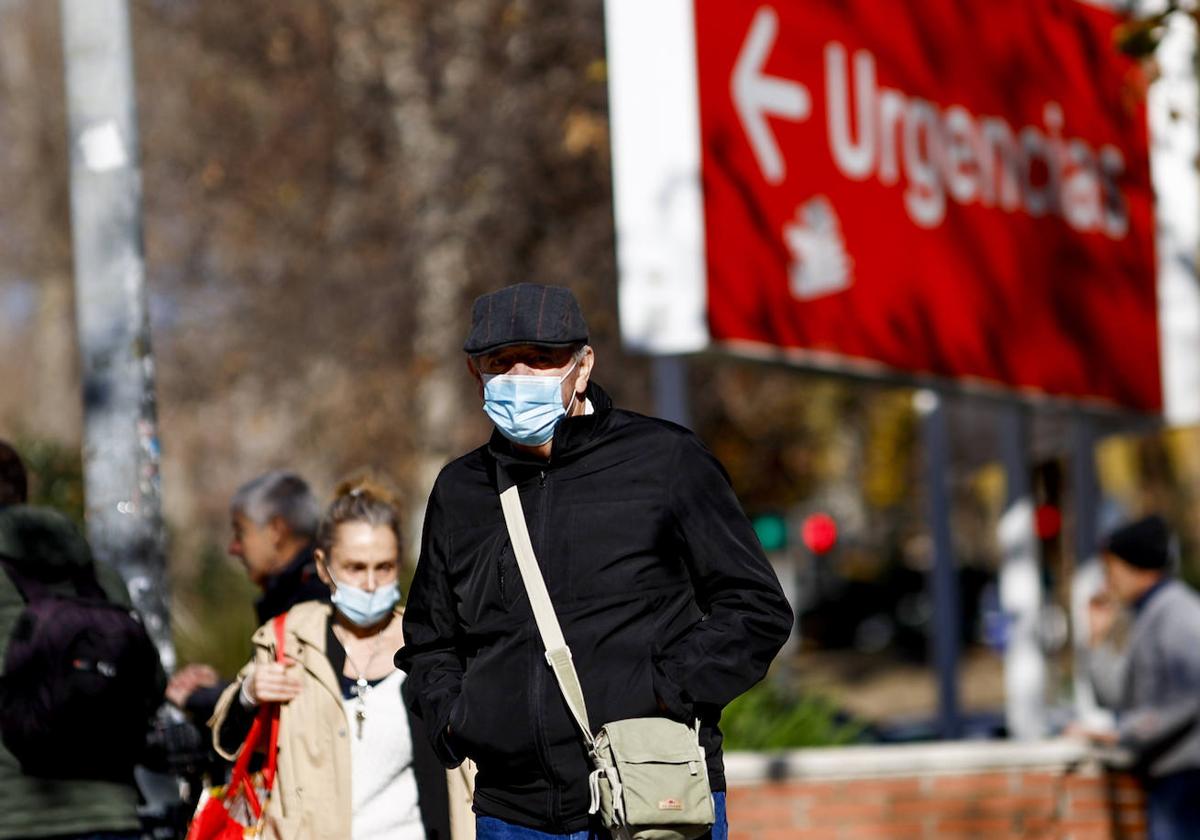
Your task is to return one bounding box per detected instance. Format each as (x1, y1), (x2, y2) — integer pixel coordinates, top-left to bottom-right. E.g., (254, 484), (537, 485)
(334, 626), (389, 740)
(336, 626), (387, 680)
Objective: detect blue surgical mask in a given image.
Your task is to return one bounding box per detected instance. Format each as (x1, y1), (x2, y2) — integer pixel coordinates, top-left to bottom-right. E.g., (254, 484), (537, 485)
(482, 360), (579, 447)
(330, 576), (401, 628)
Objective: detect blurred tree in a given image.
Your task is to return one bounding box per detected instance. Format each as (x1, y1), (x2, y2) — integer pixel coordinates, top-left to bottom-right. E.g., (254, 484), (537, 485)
(0, 0), (1197, 690)
(15, 437), (85, 526)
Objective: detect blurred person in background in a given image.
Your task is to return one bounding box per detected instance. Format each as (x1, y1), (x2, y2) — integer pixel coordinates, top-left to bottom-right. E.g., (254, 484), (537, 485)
(0, 441), (26, 510)
(211, 477), (472, 840)
(397, 284), (792, 839)
(167, 470), (329, 724)
(0, 440), (165, 840)
(1074, 515), (1200, 840)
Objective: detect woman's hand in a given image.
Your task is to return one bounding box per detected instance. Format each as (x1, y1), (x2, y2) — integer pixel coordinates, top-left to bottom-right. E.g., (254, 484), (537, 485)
(243, 662), (304, 705)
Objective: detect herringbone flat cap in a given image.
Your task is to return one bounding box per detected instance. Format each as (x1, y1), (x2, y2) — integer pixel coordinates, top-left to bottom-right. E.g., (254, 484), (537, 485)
(463, 283), (589, 354)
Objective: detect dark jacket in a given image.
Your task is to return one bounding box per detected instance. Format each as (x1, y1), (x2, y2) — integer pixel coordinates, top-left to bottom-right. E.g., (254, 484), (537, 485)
(396, 383), (793, 832)
(0, 505), (164, 838)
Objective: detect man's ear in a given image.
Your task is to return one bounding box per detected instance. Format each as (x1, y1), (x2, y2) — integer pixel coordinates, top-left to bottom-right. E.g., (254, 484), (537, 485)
(573, 346), (595, 396)
(466, 356), (484, 399)
(267, 515), (291, 550)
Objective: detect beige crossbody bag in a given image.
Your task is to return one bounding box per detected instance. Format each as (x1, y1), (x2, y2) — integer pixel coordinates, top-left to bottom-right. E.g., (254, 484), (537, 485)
(499, 484), (715, 840)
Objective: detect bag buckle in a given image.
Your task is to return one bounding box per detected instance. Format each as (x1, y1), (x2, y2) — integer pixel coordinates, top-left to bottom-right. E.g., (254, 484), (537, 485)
(588, 768), (603, 815)
(544, 647), (573, 668)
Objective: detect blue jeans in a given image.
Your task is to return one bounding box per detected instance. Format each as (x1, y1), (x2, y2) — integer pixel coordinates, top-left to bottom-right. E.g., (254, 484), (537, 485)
(1147, 770), (1200, 840)
(477, 791), (728, 840)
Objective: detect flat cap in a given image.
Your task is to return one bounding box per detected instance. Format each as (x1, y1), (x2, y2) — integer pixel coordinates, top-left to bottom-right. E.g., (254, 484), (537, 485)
(463, 283), (589, 355)
(1104, 514), (1170, 570)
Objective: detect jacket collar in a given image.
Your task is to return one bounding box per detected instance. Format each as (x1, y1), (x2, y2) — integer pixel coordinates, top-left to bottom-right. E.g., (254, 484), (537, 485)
(251, 600), (332, 657)
(255, 542), (318, 612)
(1132, 575), (1171, 616)
(487, 381), (614, 487)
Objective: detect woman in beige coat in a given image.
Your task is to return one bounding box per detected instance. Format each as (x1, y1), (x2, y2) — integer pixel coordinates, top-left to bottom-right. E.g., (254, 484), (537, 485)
(211, 478), (473, 840)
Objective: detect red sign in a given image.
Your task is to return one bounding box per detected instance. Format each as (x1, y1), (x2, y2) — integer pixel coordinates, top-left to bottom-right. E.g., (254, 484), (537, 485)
(694, 0), (1158, 410)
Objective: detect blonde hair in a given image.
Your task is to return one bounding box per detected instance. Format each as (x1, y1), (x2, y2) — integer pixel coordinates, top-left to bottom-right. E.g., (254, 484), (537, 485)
(315, 473), (402, 559)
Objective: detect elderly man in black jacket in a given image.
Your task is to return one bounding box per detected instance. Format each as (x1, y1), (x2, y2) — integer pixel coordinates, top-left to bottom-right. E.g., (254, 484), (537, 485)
(397, 284), (794, 839)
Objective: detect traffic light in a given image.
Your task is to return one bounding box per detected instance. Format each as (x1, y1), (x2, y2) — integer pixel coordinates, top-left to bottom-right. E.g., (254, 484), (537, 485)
(752, 513), (788, 552)
(801, 512), (838, 555)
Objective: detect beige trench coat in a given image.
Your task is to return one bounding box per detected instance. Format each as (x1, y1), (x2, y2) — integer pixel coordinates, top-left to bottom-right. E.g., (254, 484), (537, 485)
(210, 601), (475, 840)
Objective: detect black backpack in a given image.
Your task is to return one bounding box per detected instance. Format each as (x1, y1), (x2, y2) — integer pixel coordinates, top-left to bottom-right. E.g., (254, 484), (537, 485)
(0, 556), (163, 780)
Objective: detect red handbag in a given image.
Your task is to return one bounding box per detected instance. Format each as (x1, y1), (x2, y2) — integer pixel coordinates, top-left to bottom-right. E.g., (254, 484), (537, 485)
(186, 613), (288, 840)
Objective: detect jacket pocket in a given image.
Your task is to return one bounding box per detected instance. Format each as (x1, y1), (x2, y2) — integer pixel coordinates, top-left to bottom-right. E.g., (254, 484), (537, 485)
(496, 541), (519, 610)
(446, 686), (473, 758)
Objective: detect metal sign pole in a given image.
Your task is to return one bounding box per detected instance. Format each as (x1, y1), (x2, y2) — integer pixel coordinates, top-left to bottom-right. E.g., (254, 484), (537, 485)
(916, 389), (962, 739)
(652, 355), (693, 429)
(61, 0), (174, 671)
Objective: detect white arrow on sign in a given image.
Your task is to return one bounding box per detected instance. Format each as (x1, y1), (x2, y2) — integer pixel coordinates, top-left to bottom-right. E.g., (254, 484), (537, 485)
(732, 6), (811, 185)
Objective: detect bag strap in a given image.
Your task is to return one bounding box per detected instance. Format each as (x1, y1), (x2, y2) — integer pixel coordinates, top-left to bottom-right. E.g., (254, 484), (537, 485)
(261, 612), (287, 787)
(226, 612), (289, 817)
(498, 484), (594, 747)
(0, 555), (46, 602)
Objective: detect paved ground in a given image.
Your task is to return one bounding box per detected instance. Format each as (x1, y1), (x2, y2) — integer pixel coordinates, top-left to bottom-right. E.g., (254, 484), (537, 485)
(792, 647), (1007, 721)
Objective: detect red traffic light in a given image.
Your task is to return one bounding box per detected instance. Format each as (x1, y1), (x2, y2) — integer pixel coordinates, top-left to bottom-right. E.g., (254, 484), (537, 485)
(801, 513), (838, 555)
(1035, 504), (1062, 540)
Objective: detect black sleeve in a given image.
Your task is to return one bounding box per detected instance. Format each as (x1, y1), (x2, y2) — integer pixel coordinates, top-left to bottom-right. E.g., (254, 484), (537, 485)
(404, 680), (453, 840)
(185, 681), (231, 724)
(651, 432), (794, 717)
(394, 483), (468, 767)
(215, 684), (259, 756)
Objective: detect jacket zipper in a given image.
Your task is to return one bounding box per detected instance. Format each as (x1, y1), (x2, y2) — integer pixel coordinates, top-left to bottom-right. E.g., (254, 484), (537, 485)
(530, 469), (562, 826)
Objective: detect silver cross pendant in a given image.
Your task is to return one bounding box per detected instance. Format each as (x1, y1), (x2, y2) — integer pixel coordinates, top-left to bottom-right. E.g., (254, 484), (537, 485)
(353, 677), (369, 738)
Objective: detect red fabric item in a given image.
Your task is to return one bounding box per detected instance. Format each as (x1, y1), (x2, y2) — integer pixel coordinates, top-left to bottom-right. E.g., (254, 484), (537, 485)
(186, 613), (287, 840)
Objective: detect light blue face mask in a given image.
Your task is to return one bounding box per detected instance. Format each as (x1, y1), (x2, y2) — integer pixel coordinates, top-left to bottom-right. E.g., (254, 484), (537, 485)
(330, 576), (401, 628)
(482, 360), (579, 447)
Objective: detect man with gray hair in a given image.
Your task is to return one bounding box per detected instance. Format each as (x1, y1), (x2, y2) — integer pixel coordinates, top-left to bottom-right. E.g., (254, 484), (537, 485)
(167, 471), (329, 720)
(1075, 515), (1200, 839)
(228, 470), (326, 624)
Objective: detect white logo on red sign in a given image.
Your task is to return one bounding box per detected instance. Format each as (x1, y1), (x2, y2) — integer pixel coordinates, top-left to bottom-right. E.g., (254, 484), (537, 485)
(733, 5), (1131, 241)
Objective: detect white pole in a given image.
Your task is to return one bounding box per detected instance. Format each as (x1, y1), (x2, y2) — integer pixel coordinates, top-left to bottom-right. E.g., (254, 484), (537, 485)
(997, 402), (1045, 740)
(61, 0), (173, 670)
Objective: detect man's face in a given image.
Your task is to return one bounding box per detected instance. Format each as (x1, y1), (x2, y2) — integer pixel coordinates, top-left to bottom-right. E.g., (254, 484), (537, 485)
(1101, 552), (1142, 605)
(469, 343), (592, 407)
(228, 512), (280, 587)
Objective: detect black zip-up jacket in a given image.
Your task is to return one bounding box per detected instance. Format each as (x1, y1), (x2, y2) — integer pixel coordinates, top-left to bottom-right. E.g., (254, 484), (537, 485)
(396, 383), (793, 832)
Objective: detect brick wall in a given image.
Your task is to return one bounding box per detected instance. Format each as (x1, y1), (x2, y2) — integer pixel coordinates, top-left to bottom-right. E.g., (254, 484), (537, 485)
(724, 739), (1145, 840)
